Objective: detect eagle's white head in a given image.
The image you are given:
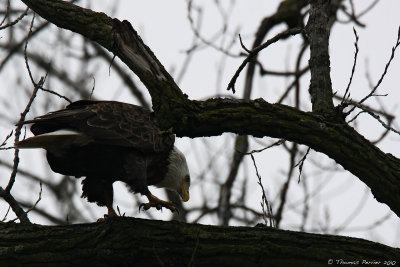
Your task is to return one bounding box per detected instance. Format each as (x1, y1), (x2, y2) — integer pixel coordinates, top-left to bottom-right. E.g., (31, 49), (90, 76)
(155, 146), (190, 202)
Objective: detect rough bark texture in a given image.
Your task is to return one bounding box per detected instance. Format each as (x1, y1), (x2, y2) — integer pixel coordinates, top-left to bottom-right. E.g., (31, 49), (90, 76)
(19, 0), (400, 219)
(20, 0), (114, 50)
(306, 0), (335, 114)
(0, 218), (399, 266)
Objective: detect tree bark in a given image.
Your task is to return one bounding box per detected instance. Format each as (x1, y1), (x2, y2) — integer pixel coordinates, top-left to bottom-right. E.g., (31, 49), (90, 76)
(0, 218), (398, 266)
(306, 0), (335, 114)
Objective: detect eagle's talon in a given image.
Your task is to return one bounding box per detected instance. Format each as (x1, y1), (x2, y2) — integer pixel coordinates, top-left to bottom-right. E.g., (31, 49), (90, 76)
(97, 205), (118, 221)
(97, 217), (106, 222)
(97, 214), (115, 222)
(139, 203), (151, 212)
(139, 194), (177, 213)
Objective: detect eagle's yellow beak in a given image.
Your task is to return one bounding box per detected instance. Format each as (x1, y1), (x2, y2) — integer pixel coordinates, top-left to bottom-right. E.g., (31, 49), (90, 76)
(180, 183), (190, 202)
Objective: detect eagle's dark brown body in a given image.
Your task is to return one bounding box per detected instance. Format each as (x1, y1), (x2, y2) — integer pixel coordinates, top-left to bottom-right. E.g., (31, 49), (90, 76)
(16, 100), (190, 215)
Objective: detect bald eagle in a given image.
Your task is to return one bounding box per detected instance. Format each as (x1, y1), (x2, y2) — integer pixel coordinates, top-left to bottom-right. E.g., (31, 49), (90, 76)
(16, 100), (190, 217)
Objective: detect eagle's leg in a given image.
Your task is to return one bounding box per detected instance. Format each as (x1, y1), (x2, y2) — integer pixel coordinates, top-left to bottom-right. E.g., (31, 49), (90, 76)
(105, 201), (117, 218)
(140, 192), (176, 212)
(101, 184), (117, 219)
(82, 177), (117, 220)
(97, 196), (117, 222)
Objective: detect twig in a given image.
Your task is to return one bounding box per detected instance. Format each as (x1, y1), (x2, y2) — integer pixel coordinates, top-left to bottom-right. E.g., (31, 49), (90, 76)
(89, 76), (95, 99)
(258, 64), (309, 77)
(24, 182), (43, 215)
(250, 154), (275, 228)
(1, 14), (45, 224)
(348, 104), (400, 136)
(0, 7), (29, 30)
(295, 147), (311, 183)
(241, 139), (284, 155)
(1, 205), (11, 222)
(39, 87), (72, 103)
(345, 26), (400, 116)
(236, 139), (283, 226)
(0, 0), (10, 27)
(227, 27), (303, 93)
(341, 27), (359, 106)
(338, 0), (366, 27)
(238, 34), (251, 53)
(186, 0), (239, 58)
(19, 201), (67, 225)
(339, 0), (379, 26)
(6, 14), (44, 192)
(0, 130), (13, 148)
(24, 13), (37, 85)
(5, 75), (43, 196)
(0, 20), (50, 72)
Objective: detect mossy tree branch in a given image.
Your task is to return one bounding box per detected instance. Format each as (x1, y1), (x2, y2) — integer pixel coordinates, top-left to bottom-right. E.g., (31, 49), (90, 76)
(19, 0), (400, 219)
(0, 218), (399, 266)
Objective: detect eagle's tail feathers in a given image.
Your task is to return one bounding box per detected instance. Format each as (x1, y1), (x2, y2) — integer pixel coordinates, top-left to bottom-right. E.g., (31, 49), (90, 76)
(15, 130), (92, 149)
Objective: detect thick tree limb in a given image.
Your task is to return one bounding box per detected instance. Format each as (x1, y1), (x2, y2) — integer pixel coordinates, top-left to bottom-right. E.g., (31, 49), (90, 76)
(0, 218), (398, 266)
(306, 0), (335, 114)
(19, 0), (114, 50)
(19, 0), (400, 219)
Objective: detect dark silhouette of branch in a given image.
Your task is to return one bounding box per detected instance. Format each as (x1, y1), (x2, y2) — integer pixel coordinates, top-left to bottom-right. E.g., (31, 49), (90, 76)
(341, 27), (359, 105)
(218, 135), (248, 225)
(227, 27), (303, 93)
(0, 7), (28, 30)
(250, 153), (275, 227)
(295, 147), (311, 183)
(0, 218), (399, 265)
(345, 26), (400, 115)
(275, 143), (297, 227)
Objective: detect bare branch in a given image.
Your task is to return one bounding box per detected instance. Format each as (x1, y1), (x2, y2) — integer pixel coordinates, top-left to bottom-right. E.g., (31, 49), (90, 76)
(0, 130), (13, 149)
(0, 187), (30, 223)
(295, 147), (311, 183)
(250, 153), (275, 227)
(1, 205), (11, 222)
(348, 104), (400, 136)
(186, 0), (239, 58)
(0, 7), (29, 30)
(346, 26), (400, 115)
(341, 27), (360, 106)
(242, 139), (284, 155)
(6, 14), (44, 193)
(227, 27), (303, 93)
(39, 87), (72, 103)
(24, 182), (42, 215)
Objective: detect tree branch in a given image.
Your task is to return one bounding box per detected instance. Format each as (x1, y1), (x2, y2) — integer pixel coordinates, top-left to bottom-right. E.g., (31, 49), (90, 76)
(0, 218), (398, 265)
(305, 0), (336, 114)
(19, 0), (114, 50)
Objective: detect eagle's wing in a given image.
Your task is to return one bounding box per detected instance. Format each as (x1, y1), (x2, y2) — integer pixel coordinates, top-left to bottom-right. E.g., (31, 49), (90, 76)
(20, 100), (174, 153)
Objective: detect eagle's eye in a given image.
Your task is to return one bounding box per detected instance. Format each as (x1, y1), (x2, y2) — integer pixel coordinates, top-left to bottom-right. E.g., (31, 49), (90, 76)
(184, 174), (190, 185)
